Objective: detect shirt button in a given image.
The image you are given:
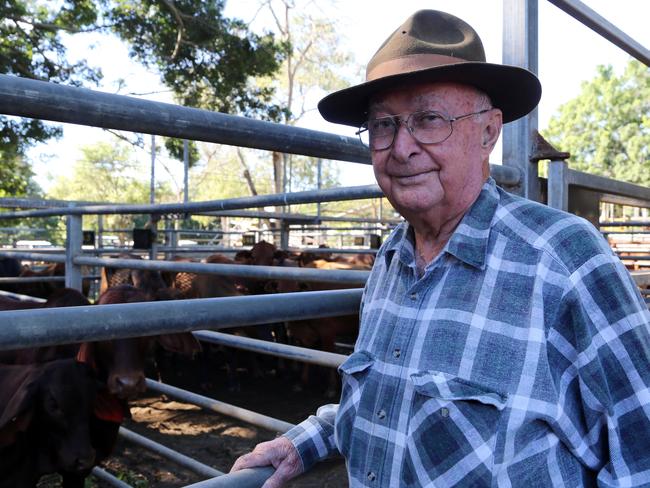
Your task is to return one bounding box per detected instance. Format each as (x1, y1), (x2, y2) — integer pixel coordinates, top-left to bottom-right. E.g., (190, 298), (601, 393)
(410, 292), (417, 300)
(377, 409), (386, 419)
(367, 472), (376, 482)
(440, 407), (449, 418)
(393, 348), (401, 358)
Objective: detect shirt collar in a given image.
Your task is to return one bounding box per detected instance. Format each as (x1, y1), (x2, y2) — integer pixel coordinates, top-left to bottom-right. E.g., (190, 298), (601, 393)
(383, 177), (500, 271)
(445, 177), (499, 270)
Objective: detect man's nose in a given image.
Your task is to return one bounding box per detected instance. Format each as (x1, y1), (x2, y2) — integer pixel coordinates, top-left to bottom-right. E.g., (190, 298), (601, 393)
(391, 120), (419, 158)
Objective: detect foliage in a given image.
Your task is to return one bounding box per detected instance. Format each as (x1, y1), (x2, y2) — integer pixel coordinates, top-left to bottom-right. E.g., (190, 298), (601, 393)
(543, 60), (650, 185)
(0, 0), (103, 194)
(243, 0), (357, 196)
(47, 141), (175, 240)
(0, 152), (40, 197)
(1, 0), (287, 194)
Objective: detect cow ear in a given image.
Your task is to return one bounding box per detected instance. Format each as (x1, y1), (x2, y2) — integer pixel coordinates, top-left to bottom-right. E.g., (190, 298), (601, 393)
(157, 333), (202, 355)
(0, 367), (39, 448)
(0, 409), (34, 448)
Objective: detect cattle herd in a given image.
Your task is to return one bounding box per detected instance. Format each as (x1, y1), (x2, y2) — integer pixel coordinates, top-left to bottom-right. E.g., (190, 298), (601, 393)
(0, 241), (372, 486)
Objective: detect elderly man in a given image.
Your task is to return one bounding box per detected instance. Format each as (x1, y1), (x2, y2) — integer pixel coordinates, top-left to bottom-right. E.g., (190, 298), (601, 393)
(232, 10), (650, 487)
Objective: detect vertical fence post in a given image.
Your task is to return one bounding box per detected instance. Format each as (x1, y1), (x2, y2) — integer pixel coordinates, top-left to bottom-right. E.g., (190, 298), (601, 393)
(183, 139), (189, 205)
(531, 132), (571, 212)
(65, 215), (83, 291)
(150, 134), (156, 204)
(502, 0), (539, 201)
(548, 159), (569, 211)
(149, 214), (159, 261)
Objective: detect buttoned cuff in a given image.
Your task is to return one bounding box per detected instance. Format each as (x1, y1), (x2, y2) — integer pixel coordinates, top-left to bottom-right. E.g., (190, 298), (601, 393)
(283, 414), (337, 473)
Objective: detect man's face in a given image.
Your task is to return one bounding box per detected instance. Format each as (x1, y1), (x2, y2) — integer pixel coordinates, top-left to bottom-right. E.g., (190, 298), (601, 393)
(369, 82), (501, 223)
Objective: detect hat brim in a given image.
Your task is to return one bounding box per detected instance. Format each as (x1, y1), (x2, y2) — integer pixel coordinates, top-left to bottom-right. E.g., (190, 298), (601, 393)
(318, 62), (541, 126)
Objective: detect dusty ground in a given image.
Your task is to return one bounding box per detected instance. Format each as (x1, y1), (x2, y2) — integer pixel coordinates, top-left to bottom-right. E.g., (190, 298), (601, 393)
(38, 355), (348, 488)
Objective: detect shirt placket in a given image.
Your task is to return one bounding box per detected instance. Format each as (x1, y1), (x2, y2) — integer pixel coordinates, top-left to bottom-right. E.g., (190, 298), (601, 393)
(362, 261), (426, 485)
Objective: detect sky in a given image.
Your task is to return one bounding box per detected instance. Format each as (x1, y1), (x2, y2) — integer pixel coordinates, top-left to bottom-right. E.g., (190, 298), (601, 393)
(27, 0), (650, 192)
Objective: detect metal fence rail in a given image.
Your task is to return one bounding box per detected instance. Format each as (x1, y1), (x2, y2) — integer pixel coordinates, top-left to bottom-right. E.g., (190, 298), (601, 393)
(0, 251), (370, 284)
(119, 427), (223, 478)
(146, 380), (294, 433)
(0, 74), (370, 164)
(0, 289), (362, 350)
(193, 330), (346, 368)
(183, 468), (275, 488)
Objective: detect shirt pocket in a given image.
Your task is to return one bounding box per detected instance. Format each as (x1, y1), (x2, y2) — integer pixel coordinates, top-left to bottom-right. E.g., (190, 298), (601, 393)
(335, 350), (374, 458)
(405, 371), (508, 487)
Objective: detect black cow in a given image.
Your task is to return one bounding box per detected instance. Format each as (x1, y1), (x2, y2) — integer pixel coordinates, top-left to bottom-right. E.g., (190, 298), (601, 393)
(0, 359), (97, 488)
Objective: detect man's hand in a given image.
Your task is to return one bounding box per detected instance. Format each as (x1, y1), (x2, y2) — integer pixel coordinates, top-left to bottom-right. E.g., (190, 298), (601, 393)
(230, 436), (303, 488)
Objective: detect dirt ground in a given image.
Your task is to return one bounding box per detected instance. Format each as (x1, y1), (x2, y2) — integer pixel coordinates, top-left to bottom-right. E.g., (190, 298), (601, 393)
(38, 355), (349, 488)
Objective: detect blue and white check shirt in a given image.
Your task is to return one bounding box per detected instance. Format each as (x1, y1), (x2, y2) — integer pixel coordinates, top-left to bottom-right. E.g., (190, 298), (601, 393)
(285, 178), (650, 487)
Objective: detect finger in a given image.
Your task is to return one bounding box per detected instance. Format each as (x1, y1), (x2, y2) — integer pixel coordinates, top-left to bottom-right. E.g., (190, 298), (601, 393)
(231, 449), (275, 473)
(261, 457), (301, 488)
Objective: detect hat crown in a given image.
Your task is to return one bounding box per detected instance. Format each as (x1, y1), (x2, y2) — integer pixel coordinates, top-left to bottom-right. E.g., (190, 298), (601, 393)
(367, 10), (486, 78)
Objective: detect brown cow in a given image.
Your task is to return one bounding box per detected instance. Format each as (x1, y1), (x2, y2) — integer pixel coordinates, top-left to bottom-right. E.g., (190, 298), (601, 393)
(0, 284), (201, 487)
(17, 262), (66, 299)
(0, 359), (97, 488)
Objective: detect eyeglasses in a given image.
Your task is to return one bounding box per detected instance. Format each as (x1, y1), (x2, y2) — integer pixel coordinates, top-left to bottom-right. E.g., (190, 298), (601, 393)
(356, 109), (492, 151)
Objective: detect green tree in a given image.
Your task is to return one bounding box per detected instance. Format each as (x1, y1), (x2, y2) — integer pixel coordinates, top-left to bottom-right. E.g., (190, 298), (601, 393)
(0, 0), (102, 195)
(1, 0), (287, 194)
(48, 141), (175, 240)
(260, 0), (355, 194)
(543, 60), (650, 185)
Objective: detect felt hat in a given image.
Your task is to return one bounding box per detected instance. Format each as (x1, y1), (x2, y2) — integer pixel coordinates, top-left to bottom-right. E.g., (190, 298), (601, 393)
(318, 10), (541, 126)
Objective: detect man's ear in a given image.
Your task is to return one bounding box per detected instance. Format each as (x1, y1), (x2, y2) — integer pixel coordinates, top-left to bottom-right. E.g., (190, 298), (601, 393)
(481, 109), (502, 151)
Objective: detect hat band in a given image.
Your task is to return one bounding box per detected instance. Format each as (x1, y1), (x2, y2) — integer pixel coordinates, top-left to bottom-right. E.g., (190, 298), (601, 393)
(366, 53), (466, 81)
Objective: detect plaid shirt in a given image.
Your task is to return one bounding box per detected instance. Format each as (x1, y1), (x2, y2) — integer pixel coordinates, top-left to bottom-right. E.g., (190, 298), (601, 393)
(285, 178), (650, 487)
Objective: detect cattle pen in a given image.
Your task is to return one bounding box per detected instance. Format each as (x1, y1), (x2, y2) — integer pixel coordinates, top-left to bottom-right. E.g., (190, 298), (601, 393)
(1, 0), (649, 486)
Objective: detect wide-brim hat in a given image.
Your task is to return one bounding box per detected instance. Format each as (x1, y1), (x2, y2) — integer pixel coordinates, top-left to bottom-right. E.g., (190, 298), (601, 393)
(318, 10), (541, 126)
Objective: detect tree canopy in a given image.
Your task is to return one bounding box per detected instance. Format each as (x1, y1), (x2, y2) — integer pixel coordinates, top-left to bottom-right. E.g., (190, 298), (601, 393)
(48, 141), (175, 237)
(0, 0), (286, 194)
(543, 60), (650, 185)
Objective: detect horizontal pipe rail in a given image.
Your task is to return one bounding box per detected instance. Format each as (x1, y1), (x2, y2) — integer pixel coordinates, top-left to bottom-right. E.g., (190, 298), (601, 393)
(0, 289), (363, 350)
(600, 221), (650, 227)
(547, 0), (650, 66)
(0, 251), (66, 263)
(91, 467), (133, 488)
(153, 246), (378, 255)
(119, 427), (223, 478)
(616, 255), (650, 261)
(73, 256), (370, 284)
(193, 331), (347, 368)
(0, 185), (383, 219)
(0, 74), (370, 164)
(568, 170), (650, 206)
(0, 289), (47, 302)
(0, 275), (99, 284)
(183, 468), (274, 488)
(146, 379), (294, 433)
(0, 167), (519, 220)
(0, 196), (115, 209)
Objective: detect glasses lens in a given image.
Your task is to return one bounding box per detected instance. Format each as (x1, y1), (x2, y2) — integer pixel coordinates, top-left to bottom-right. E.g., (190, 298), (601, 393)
(410, 111), (450, 144)
(366, 117), (395, 150)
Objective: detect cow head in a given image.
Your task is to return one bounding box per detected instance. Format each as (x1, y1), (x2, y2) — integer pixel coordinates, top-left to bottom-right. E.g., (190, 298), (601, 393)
(90, 285), (200, 399)
(36, 359), (97, 473)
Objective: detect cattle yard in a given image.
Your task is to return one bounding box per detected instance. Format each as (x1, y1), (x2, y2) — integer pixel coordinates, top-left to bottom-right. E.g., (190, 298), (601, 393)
(1, 1), (650, 487)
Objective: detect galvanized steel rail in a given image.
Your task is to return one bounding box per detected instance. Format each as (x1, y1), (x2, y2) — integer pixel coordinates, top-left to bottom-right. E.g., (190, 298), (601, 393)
(0, 289), (363, 350)
(145, 380), (294, 433)
(193, 330), (347, 368)
(0, 74), (370, 164)
(118, 427), (223, 478)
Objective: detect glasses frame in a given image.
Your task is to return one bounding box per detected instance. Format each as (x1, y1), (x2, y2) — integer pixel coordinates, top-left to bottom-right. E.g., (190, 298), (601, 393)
(356, 108), (492, 151)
